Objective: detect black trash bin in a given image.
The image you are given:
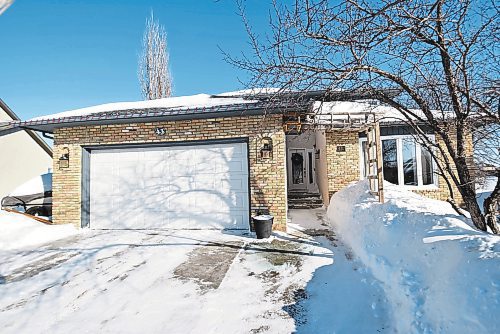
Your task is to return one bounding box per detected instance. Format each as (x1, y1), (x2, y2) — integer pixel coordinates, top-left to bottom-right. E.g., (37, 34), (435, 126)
(252, 215), (274, 239)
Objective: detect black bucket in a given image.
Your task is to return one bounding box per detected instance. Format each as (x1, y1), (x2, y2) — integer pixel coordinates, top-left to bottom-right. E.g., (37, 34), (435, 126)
(252, 215), (274, 239)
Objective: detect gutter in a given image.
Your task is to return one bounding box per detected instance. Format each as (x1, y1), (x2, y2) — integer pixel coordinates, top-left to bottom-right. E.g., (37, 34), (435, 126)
(15, 100), (313, 134)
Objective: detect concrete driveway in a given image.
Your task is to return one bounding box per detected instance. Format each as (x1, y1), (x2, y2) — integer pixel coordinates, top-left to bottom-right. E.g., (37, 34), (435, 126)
(0, 210), (338, 334)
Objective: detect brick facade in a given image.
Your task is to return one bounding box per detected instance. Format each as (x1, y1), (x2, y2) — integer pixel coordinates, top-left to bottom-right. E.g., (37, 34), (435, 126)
(322, 128), (473, 205)
(52, 114), (287, 231)
(52, 111), (472, 232)
(325, 130), (360, 200)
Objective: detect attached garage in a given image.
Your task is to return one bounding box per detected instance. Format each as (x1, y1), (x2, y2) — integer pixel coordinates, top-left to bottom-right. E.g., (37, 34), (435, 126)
(86, 140), (250, 230)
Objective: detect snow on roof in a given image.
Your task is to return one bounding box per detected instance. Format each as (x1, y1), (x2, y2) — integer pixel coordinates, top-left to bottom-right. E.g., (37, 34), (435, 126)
(26, 89), (451, 126)
(215, 88), (282, 96)
(30, 93), (260, 122)
(313, 101), (453, 124)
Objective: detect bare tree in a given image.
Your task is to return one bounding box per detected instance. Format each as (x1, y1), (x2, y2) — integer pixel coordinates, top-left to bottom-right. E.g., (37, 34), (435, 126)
(228, 0), (499, 233)
(0, 0), (14, 15)
(138, 11), (172, 100)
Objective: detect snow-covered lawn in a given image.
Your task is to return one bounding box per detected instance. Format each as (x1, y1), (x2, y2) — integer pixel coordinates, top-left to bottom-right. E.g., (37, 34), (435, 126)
(0, 210), (78, 251)
(3, 183), (497, 333)
(1, 210), (371, 334)
(328, 181), (500, 333)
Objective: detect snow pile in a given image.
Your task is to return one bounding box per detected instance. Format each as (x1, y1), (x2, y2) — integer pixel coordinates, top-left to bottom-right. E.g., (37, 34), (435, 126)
(327, 181), (500, 333)
(30, 93), (259, 121)
(9, 172), (52, 196)
(0, 210), (78, 250)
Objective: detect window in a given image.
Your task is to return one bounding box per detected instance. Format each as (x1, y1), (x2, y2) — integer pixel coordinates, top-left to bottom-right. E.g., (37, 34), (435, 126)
(308, 152), (314, 184)
(382, 139), (398, 184)
(360, 135), (437, 187)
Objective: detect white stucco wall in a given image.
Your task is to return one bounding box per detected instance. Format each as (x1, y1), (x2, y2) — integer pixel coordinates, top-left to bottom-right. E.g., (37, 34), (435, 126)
(0, 107), (53, 199)
(286, 131), (316, 149)
(314, 130), (329, 206)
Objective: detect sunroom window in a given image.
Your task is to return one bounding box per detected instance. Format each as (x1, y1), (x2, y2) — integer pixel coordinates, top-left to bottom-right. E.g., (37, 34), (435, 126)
(360, 135), (436, 187)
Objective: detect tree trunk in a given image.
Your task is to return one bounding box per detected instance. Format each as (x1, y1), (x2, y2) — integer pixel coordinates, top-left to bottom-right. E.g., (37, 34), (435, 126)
(461, 187), (487, 231)
(454, 156), (487, 231)
(483, 171), (500, 234)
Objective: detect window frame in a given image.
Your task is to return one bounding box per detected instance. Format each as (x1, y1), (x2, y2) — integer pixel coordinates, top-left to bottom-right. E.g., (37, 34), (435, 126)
(359, 134), (438, 189)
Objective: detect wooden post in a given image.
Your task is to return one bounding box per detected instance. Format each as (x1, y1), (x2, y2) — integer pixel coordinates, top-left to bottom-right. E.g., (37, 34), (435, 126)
(374, 122), (384, 203)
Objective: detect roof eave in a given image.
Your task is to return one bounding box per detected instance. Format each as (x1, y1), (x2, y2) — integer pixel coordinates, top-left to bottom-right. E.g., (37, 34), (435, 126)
(18, 105), (307, 134)
(0, 98), (53, 156)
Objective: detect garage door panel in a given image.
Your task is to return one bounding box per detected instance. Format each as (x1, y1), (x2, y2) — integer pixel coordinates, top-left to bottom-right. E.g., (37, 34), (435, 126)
(142, 190), (165, 210)
(143, 160), (166, 178)
(168, 162), (193, 176)
(219, 160), (246, 173)
(167, 176), (193, 192)
(169, 147), (194, 160)
(90, 142), (249, 230)
(143, 177), (165, 190)
(194, 176), (216, 189)
(195, 160), (218, 174)
(215, 176), (247, 192)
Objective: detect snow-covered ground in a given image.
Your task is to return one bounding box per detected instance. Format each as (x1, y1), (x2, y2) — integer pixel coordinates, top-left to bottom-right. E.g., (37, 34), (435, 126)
(0, 208), (391, 333)
(0, 210), (78, 251)
(328, 181), (500, 333)
(3, 183), (497, 333)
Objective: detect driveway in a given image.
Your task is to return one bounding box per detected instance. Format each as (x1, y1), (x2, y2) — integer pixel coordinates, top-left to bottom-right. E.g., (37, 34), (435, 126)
(0, 209), (389, 333)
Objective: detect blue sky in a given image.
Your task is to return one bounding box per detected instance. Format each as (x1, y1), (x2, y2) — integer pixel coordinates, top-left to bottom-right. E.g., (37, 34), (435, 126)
(0, 0), (270, 119)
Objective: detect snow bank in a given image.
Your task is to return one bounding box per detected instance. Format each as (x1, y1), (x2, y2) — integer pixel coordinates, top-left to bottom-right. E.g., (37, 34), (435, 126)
(0, 210), (78, 250)
(327, 181), (500, 333)
(9, 172), (52, 196)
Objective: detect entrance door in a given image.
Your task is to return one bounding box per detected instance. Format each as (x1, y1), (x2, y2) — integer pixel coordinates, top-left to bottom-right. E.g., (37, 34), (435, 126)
(288, 149), (307, 191)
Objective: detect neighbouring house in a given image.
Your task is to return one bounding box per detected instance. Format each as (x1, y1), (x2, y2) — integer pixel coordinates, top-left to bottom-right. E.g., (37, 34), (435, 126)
(0, 90), (471, 231)
(0, 99), (53, 199)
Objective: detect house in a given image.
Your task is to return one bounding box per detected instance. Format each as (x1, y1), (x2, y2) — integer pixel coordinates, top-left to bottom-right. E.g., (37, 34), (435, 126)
(0, 90), (470, 231)
(0, 99), (53, 199)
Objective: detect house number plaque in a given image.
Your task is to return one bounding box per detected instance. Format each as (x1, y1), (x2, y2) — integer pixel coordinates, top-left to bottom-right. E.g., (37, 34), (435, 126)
(154, 127), (166, 136)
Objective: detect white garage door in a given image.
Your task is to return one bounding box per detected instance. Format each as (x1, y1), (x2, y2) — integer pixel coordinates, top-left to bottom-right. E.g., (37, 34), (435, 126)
(89, 142), (249, 230)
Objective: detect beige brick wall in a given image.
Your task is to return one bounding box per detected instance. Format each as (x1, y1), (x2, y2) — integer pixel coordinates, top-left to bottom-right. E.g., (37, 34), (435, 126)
(413, 130), (474, 205)
(323, 128), (473, 205)
(325, 130), (360, 199)
(52, 114), (287, 231)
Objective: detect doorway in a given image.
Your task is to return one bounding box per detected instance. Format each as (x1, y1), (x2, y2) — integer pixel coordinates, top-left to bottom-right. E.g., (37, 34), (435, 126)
(287, 148), (316, 192)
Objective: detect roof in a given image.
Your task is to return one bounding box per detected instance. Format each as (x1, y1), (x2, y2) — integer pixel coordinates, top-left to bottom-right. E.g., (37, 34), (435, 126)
(0, 88), (405, 136)
(0, 98), (53, 157)
(312, 101), (455, 126)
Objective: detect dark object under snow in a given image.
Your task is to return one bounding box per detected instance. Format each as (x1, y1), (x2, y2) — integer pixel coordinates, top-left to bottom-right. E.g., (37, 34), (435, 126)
(252, 215), (274, 239)
(1, 173), (53, 217)
(1, 192), (52, 216)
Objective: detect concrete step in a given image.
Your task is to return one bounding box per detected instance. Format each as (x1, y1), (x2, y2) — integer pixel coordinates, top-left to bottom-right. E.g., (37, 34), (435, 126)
(287, 192), (321, 199)
(288, 197), (324, 205)
(287, 191), (324, 209)
(288, 203), (324, 209)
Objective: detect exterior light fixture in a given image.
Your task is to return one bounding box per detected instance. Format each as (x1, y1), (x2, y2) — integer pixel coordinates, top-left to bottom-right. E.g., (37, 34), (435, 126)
(58, 147), (70, 169)
(260, 137), (273, 160)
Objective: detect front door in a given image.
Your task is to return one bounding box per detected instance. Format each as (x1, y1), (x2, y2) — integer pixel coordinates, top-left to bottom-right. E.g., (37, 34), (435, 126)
(288, 149), (307, 191)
